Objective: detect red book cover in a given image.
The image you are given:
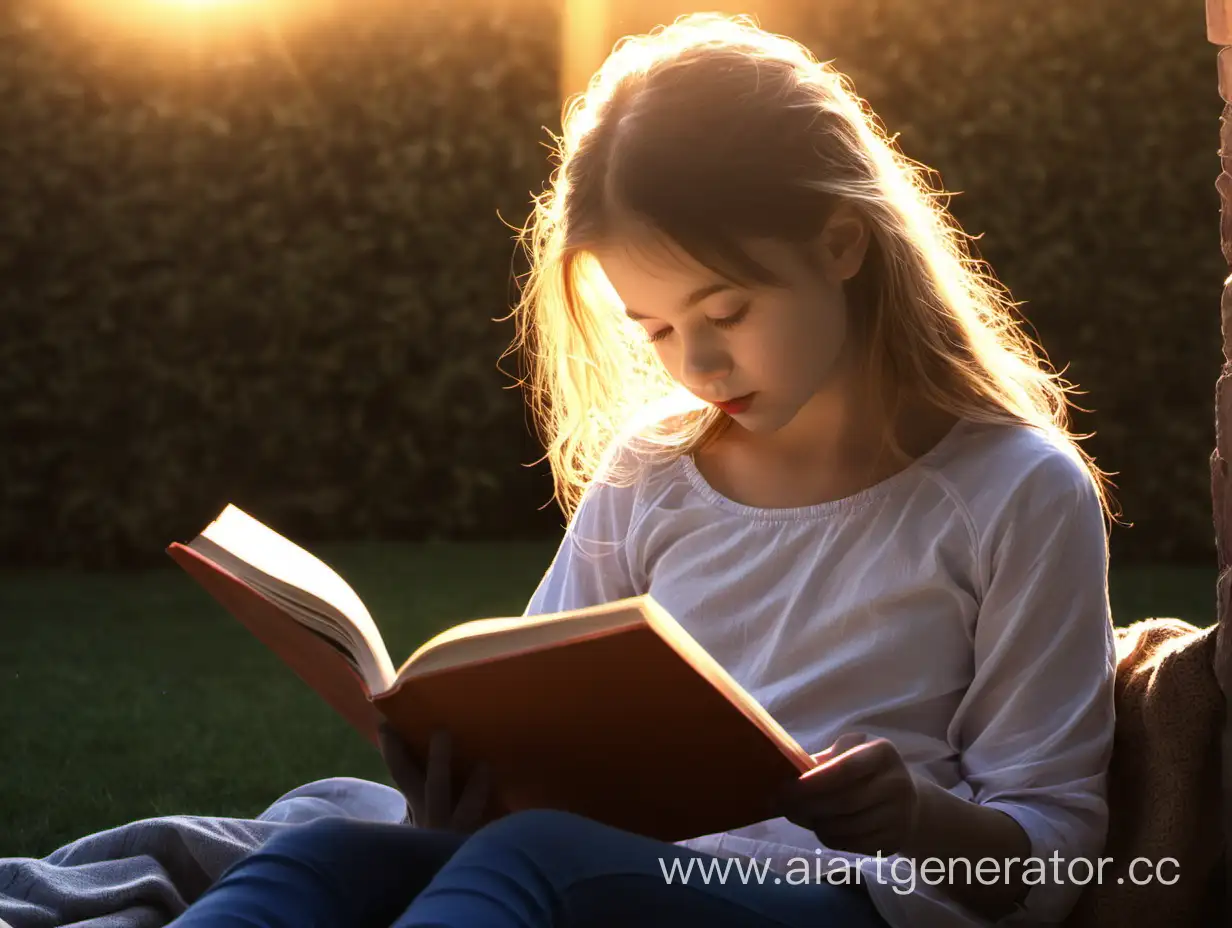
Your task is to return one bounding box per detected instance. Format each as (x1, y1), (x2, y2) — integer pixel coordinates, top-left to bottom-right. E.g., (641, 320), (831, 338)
(167, 510), (813, 842)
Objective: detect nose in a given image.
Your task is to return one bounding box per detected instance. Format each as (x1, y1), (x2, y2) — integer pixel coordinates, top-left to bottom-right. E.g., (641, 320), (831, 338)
(678, 332), (732, 393)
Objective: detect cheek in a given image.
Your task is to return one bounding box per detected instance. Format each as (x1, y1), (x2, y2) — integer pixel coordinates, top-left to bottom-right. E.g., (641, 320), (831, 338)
(758, 304), (846, 381)
(799, 299), (849, 367)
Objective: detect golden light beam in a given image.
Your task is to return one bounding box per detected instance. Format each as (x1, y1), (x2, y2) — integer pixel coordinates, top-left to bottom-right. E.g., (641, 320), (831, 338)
(561, 0), (611, 102)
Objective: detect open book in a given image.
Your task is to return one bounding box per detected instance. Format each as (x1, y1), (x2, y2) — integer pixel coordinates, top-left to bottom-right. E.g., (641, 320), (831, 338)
(167, 504), (813, 841)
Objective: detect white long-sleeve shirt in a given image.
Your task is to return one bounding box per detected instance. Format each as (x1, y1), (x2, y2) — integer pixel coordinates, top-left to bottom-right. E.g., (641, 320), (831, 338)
(522, 416), (1116, 928)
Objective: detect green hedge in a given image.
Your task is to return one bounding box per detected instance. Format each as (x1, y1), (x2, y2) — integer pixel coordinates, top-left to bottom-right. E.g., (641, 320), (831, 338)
(792, 0), (1226, 565)
(0, 0), (1225, 567)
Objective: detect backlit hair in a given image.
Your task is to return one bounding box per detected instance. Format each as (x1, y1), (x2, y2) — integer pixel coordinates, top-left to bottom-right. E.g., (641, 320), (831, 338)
(507, 13), (1116, 524)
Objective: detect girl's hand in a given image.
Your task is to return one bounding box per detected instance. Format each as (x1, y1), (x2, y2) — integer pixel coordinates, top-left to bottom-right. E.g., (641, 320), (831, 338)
(774, 732), (922, 856)
(377, 723), (492, 833)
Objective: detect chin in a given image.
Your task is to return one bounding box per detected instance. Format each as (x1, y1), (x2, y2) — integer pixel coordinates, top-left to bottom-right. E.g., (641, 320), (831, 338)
(731, 404), (794, 434)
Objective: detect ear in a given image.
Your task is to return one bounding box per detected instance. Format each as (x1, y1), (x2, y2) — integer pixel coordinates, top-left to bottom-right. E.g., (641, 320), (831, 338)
(818, 202), (871, 283)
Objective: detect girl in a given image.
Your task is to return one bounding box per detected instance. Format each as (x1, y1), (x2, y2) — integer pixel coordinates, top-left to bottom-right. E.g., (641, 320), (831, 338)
(171, 12), (1116, 928)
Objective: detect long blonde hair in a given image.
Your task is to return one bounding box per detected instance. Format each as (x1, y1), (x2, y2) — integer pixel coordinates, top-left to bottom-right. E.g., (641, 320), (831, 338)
(508, 13), (1116, 523)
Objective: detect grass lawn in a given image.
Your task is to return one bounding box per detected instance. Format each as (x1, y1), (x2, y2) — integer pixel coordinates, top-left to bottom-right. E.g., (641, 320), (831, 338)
(0, 543), (1219, 860)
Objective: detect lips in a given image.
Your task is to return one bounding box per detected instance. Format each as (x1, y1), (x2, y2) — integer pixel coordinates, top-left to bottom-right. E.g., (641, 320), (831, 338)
(715, 393), (755, 415)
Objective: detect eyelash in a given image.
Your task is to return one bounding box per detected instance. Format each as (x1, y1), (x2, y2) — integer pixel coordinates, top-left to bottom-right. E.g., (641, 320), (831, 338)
(646, 302), (750, 343)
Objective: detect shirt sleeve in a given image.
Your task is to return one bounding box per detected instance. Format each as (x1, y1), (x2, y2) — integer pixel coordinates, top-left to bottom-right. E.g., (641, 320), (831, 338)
(951, 451), (1117, 924)
(522, 454), (646, 618)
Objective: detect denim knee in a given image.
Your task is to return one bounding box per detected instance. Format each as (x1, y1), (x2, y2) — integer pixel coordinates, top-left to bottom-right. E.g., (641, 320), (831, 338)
(449, 808), (601, 866)
(471, 809), (595, 845)
(254, 816), (366, 863)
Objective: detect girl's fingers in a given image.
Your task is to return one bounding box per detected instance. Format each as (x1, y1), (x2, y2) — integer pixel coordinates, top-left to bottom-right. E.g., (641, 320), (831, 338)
(798, 741), (886, 793)
(809, 732), (870, 764)
(781, 764), (893, 814)
(829, 830), (901, 856)
(816, 797), (900, 831)
(816, 805), (903, 847)
(452, 761), (492, 833)
(425, 730), (452, 827)
(380, 725), (490, 832)
(377, 722), (426, 823)
(792, 784), (889, 822)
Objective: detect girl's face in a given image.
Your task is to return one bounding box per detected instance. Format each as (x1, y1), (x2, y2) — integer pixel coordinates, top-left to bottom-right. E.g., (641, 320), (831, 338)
(594, 205), (871, 435)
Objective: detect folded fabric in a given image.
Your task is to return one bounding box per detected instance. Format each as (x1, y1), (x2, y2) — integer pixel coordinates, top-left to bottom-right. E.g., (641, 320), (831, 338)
(0, 777), (407, 928)
(1063, 617), (1224, 927)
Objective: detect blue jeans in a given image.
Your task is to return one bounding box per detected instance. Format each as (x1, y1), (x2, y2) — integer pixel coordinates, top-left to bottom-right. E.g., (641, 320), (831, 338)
(169, 809), (891, 927)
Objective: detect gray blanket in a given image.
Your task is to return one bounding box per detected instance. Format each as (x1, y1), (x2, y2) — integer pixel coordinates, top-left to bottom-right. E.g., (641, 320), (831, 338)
(0, 777), (407, 928)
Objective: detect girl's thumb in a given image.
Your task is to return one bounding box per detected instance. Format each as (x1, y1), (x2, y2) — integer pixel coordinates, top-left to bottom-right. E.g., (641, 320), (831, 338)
(813, 731), (871, 763)
(834, 731), (871, 752)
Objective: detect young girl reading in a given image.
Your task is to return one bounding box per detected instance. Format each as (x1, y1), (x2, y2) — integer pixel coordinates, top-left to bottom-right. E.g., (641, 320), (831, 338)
(170, 13), (1117, 928)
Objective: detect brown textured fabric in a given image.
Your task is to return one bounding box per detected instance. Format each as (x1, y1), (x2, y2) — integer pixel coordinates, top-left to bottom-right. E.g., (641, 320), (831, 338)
(1062, 618), (1224, 927)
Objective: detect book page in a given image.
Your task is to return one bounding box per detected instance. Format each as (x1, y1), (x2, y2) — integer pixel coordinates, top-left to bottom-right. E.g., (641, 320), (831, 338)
(394, 598), (652, 683)
(198, 505), (396, 690)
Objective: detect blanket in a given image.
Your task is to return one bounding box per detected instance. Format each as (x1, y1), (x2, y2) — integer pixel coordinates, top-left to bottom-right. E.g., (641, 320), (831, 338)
(1062, 617), (1226, 928)
(0, 777), (407, 928)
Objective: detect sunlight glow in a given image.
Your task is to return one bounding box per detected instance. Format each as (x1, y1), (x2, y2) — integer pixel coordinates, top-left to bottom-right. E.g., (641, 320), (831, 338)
(561, 0), (611, 101)
(56, 0), (335, 46)
(155, 0), (246, 8)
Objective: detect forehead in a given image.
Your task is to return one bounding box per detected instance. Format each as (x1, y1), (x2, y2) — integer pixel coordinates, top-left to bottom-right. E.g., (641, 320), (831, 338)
(593, 229), (807, 298)
(592, 236), (706, 291)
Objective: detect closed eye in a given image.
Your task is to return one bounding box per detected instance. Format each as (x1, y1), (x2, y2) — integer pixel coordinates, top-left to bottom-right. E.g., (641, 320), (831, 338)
(712, 302), (750, 329)
(643, 302), (750, 344)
